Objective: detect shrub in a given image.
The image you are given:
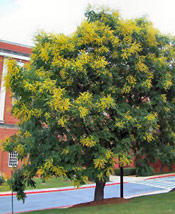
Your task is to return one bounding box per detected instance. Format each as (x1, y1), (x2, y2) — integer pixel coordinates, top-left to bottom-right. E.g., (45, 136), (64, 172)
(136, 160), (154, 176)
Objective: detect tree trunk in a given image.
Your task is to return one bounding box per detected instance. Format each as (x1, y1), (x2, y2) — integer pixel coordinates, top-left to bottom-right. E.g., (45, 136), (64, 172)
(94, 181), (106, 201)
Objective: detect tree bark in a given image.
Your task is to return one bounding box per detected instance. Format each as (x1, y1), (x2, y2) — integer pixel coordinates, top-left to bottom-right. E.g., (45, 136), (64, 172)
(94, 181), (106, 201)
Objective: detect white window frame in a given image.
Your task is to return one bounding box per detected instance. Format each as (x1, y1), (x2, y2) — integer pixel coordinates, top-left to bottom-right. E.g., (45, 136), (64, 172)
(0, 61), (7, 123)
(8, 151), (18, 167)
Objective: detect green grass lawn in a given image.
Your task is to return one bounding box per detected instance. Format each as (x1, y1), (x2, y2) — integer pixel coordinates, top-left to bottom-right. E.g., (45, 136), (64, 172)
(0, 177), (74, 192)
(20, 192), (175, 214)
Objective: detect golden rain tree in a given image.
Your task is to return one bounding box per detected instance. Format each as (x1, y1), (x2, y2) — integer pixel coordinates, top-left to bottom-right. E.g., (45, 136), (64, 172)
(3, 7), (175, 201)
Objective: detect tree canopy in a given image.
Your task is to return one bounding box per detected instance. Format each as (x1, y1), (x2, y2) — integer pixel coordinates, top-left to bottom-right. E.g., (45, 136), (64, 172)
(3, 7), (175, 201)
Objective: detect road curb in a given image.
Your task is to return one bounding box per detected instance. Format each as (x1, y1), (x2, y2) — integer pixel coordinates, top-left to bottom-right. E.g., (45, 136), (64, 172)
(146, 173), (175, 180)
(0, 173), (174, 197)
(0, 182), (126, 197)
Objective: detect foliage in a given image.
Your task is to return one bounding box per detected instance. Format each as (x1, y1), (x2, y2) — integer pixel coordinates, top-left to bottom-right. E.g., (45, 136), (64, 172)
(3, 6), (175, 200)
(158, 144), (175, 170)
(114, 167), (136, 176)
(135, 159), (154, 176)
(0, 176), (5, 185)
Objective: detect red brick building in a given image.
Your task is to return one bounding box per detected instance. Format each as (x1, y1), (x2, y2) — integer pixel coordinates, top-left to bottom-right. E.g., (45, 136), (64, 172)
(0, 40), (31, 177)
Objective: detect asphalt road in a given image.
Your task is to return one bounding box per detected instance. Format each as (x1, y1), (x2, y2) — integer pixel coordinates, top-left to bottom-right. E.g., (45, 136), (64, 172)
(0, 175), (175, 214)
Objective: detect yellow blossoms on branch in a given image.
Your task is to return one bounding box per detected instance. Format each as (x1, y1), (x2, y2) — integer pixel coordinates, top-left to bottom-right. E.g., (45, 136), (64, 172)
(75, 91), (93, 105)
(49, 87), (71, 112)
(97, 94), (114, 111)
(78, 106), (89, 118)
(144, 132), (155, 143)
(144, 112), (158, 121)
(58, 117), (67, 127)
(94, 158), (107, 169)
(115, 120), (125, 128)
(80, 136), (96, 147)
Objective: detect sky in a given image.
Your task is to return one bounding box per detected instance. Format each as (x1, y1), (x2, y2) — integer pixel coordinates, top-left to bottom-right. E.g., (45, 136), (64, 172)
(0, 0), (175, 46)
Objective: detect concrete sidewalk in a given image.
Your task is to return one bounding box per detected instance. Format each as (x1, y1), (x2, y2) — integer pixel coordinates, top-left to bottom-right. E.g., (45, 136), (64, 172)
(109, 172), (175, 183)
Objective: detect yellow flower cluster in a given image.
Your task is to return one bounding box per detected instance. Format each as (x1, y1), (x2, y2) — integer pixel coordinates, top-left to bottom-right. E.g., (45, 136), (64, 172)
(75, 91), (92, 105)
(75, 92), (93, 118)
(49, 87), (71, 112)
(137, 124), (142, 129)
(52, 165), (67, 177)
(13, 103), (31, 122)
(144, 132), (154, 143)
(161, 94), (167, 103)
(122, 41), (142, 59)
(142, 78), (152, 89)
(73, 51), (93, 74)
(58, 117), (67, 127)
(77, 19), (118, 50)
(12, 100), (42, 123)
(115, 120), (125, 128)
(111, 51), (118, 59)
(121, 83), (131, 94)
(2, 138), (11, 151)
(164, 107), (170, 112)
(94, 46), (109, 54)
(80, 136), (96, 147)
(77, 20), (97, 45)
(136, 56), (148, 72)
(23, 131), (32, 138)
(40, 47), (49, 61)
(82, 176), (88, 183)
(32, 109), (42, 118)
(105, 149), (113, 159)
(124, 112), (132, 120)
(16, 144), (24, 156)
(126, 75), (136, 85)
(157, 56), (168, 68)
(23, 80), (37, 93)
(145, 112), (158, 121)
(118, 19), (140, 43)
(91, 56), (108, 70)
(154, 124), (160, 130)
(24, 62), (31, 71)
(77, 50), (92, 63)
(4, 59), (21, 89)
(163, 72), (173, 90)
(39, 79), (56, 93)
(164, 80), (173, 89)
(119, 153), (131, 167)
(94, 158), (107, 169)
(147, 53), (157, 62)
(61, 148), (69, 155)
(38, 159), (67, 179)
(105, 166), (114, 177)
(146, 25), (159, 47)
(78, 106), (88, 118)
(35, 68), (52, 79)
(97, 94), (114, 111)
(6, 59), (20, 76)
(97, 172), (104, 181)
(56, 34), (75, 51)
(45, 112), (51, 121)
(52, 54), (66, 69)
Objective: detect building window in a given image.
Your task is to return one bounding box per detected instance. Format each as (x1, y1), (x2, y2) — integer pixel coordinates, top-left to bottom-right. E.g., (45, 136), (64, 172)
(8, 151), (18, 167)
